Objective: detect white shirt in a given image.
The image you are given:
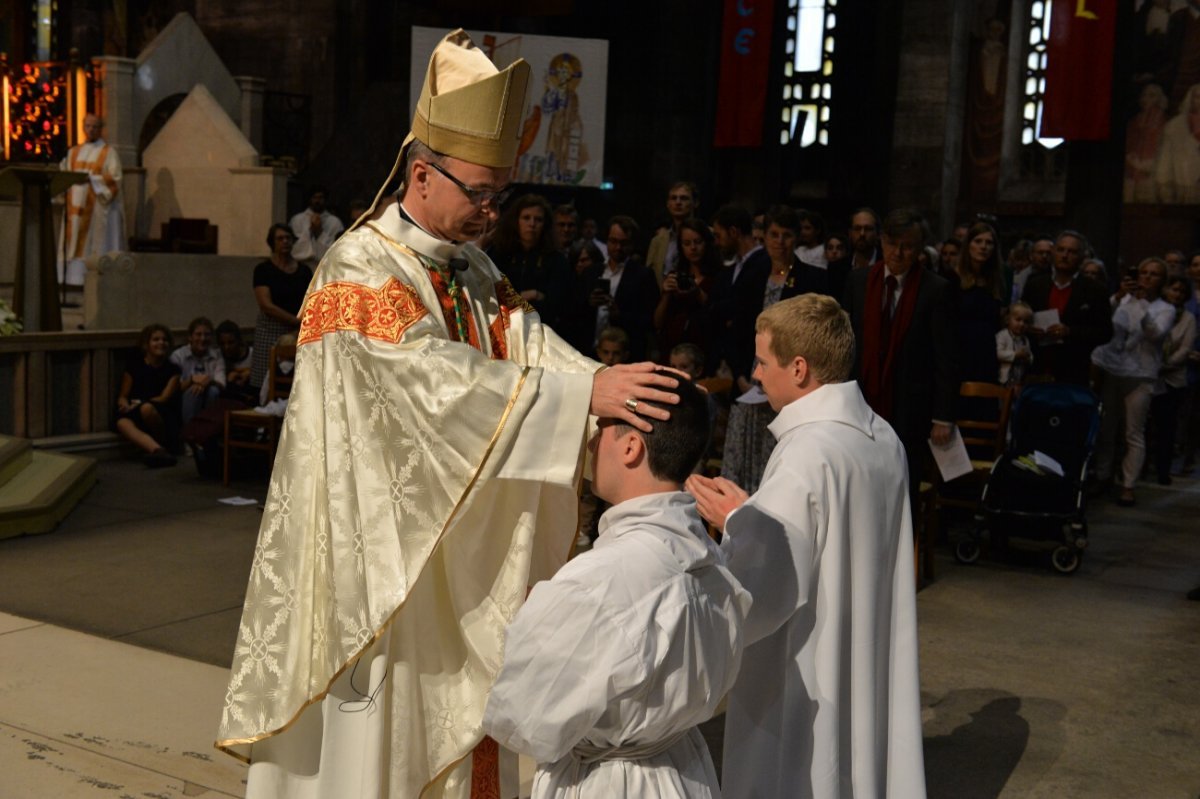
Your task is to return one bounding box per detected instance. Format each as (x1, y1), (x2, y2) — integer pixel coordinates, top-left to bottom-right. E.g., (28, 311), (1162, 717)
(169, 345), (226, 388)
(593, 261), (626, 343)
(794, 243), (828, 268)
(1091, 295), (1176, 380)
(484, 491), (749, 799)
(290, 208), (345, 266)
(731, 244), (763, 284)
(719, 381), (926, 799)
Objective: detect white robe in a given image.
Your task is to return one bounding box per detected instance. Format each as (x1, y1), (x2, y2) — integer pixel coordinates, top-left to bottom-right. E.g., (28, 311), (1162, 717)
(719, 381), (926, 799)
(217, 202), (599, 798)
(290, 208), (345, 266)
(484, 491), (751, 798)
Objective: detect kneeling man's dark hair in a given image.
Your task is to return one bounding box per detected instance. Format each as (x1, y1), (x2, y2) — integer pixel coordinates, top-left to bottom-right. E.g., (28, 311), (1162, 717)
(618, 374), (710, 483)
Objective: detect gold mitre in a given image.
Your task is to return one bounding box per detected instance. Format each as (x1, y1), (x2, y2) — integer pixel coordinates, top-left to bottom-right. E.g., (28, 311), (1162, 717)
(412, 28), (531, 167)
(351, 29), (530, 232)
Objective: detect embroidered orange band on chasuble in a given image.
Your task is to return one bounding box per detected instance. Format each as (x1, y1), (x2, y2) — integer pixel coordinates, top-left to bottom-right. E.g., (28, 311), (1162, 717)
(488, 276), (537, 361)
(298, 278), (429, 346)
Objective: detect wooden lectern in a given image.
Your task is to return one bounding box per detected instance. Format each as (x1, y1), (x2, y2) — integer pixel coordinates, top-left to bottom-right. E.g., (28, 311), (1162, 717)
(0, 165), (88, 332)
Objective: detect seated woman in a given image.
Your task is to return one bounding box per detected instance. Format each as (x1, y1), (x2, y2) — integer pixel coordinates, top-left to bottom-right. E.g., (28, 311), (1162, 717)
(115, 323), (181, 468)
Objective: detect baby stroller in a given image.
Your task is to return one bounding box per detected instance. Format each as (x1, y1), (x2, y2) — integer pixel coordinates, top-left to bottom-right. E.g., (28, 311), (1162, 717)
(955, 383), (1101, 574)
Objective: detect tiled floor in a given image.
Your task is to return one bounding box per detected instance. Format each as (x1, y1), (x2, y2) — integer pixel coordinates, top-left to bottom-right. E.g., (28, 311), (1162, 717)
(1, 456), (1198, 797)
(0, 612), (247, 798)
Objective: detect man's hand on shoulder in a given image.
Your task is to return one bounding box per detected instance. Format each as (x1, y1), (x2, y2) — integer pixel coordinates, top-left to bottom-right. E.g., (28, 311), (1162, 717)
(685, 475), (748, 532)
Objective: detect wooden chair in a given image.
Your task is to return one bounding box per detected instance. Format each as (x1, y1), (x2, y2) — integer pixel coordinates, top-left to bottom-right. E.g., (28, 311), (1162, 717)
(933, 381), (1014, 513)
(222, 345), (296, 485)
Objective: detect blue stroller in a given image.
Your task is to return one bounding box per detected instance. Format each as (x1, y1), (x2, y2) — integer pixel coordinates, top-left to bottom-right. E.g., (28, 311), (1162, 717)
(954, 383), (1101, 574)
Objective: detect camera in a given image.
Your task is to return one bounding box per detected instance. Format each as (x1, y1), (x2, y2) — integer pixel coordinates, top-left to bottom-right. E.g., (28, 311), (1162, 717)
(674, 271), (694, 291)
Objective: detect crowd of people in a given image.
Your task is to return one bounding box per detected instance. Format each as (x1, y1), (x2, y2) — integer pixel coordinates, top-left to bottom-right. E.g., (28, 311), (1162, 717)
(116, 172), (1200, 517)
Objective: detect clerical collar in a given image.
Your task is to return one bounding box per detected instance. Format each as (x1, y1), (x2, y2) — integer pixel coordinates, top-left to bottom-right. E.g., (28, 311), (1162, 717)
(398, 202), (454, 244)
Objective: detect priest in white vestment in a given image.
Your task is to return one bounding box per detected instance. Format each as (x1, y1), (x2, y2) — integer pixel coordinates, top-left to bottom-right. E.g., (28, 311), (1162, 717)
(216, 30), (684, 799)
(58, 114), (125, 285)
(485, 378), (749, 798)
(688, 294), (927, 799)
(289, 185), (345, 267)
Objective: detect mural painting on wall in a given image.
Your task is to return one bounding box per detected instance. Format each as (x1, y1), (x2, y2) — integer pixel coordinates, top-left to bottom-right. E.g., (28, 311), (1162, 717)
(1127, 0), (1200, 204)
(411, 27), (609, 188)
(963, 2), (1012, 206)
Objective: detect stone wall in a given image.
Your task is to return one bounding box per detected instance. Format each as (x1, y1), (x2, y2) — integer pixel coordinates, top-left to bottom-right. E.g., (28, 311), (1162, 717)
(83, 252), (261, 330)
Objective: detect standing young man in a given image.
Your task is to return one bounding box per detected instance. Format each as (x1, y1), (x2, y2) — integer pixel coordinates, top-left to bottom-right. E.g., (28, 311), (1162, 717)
(688, 294), (925, 799)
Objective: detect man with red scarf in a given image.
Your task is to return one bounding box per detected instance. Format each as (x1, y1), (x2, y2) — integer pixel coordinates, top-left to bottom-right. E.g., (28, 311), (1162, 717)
(845, 207), (958, 497)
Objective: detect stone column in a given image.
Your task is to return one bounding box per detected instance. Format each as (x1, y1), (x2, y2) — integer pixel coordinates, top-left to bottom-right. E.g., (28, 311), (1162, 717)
(91, 56), (138, 168)
(236, 76), (266, 156)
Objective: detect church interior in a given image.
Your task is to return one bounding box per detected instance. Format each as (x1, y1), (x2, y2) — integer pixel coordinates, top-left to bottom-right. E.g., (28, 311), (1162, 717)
(0, 1), (1197, 797)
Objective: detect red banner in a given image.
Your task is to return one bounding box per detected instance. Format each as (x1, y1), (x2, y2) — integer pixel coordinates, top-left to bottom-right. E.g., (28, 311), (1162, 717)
(1041, 0), (1117, 140)
(714, 0), (775, 148)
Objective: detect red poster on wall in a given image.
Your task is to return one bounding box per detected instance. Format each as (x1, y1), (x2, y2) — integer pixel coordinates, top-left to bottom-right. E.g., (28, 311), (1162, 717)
(1041, 0), (1117, 140)
(714, 0), (775, 148)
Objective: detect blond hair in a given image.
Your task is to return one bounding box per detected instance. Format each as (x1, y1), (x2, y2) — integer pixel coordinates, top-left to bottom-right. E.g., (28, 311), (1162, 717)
(756, 294), (854, 384)
(1006, 301), (1032, 322)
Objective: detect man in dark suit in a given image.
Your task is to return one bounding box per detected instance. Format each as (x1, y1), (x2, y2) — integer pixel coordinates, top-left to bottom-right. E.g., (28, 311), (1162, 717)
(711, 204), (770, 388)
(844, 208), (958, 494)
(1020, 230), (1113, 386)
(574, 215), (659, 361)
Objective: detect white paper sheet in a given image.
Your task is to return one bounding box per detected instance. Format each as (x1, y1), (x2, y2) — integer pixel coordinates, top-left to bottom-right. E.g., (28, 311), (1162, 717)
(1032, 450), (1064, 477)
(218, 496), (260, 506)
(928, 426), (973, 482)
(1032, 308), (1061, 330)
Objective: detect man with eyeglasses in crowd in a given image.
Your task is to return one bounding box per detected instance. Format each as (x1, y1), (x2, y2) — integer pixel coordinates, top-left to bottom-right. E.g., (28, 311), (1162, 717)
(217, 30), (683, 799)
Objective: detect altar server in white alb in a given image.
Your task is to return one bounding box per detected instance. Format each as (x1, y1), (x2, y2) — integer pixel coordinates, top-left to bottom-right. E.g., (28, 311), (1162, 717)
(688, 293), (926, 799)
(484, 376), (750, 798)
(59, 114), (125, 285)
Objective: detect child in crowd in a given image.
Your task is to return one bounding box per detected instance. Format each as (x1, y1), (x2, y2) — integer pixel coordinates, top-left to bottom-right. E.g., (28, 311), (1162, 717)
(595, 326), (630, 367)
(671, 343), (721, 432)
(115, 323), (181, 467)
(997, 301), (1034, 386)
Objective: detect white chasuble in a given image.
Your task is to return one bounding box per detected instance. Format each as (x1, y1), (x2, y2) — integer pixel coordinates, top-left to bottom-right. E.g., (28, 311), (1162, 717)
(58, 139), (124, 283)
(719, 381), (926, 799)
(216, 203), (598, 799)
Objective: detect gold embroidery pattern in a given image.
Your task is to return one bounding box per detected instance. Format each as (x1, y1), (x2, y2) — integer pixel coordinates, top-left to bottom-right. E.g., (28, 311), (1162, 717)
(495, 277), (536, 315)
(298, 277), (429, 346)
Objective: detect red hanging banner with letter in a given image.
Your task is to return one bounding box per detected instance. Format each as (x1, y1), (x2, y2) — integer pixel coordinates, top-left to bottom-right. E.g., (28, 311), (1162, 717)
(1040, 0), (1117, 140)
(714, 0), (775, 147)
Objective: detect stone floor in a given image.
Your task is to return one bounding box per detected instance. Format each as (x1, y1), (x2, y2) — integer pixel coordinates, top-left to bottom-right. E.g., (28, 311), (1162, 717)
(0, 455), (1198, 798)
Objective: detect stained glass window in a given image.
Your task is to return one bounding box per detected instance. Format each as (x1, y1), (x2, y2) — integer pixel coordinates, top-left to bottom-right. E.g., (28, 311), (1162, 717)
(781, 0), (835, 147)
